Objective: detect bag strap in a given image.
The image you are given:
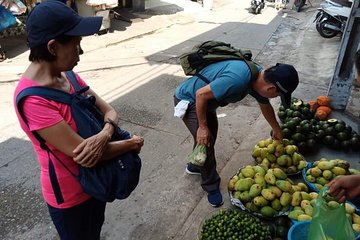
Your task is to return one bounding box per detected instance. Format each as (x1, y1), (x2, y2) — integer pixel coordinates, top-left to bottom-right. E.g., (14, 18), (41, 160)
(243, 60), (259, 82)
(65, 71), (81, 92)
(16, 77), (82, 205)
(195, 73), (210, 84)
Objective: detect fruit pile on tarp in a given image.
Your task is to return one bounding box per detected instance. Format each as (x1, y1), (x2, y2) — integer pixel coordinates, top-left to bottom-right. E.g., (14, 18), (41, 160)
(251, 138), (307, 174)
(315, 119), (360, 151)
(277, 99), (319, 153)
(277, 98), (360, 153)
(199, 209), (272, 240)
(228, 164), (310, 218)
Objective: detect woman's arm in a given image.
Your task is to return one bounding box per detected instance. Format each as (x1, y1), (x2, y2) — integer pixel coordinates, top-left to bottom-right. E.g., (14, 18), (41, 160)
(71, 88), (120, 165)
(36, 120), (143, 168)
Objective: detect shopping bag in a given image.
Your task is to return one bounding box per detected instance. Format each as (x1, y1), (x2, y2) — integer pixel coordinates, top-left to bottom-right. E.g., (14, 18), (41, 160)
(308, 186), (355, 240)
(187, 144), (206, 166)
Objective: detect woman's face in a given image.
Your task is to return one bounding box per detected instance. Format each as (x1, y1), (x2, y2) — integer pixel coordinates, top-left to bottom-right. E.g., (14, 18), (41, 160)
(54, 36), (83, 71)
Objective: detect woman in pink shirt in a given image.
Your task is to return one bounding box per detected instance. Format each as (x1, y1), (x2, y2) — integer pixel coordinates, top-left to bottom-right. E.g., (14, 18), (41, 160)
(13, 1), (144, 239)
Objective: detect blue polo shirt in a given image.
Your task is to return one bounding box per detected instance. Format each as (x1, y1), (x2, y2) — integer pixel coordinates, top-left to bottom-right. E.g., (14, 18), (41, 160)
(175, 60), (269, 111)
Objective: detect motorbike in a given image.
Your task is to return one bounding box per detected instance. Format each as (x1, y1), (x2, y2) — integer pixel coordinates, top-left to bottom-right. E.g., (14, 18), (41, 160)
(251, 0), (265, 14)
(314, 0), (352, 38)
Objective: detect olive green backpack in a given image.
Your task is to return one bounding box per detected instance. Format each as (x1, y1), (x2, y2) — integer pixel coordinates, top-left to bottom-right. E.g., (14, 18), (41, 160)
(179, 40), (259, 81)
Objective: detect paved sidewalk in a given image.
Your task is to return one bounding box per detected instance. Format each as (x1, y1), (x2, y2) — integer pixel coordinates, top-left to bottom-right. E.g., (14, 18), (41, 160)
(1, 0), (359, 239)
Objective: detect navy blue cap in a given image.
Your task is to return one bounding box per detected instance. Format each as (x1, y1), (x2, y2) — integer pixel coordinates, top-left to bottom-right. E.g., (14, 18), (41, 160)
(265, 63), (299, 108)
(26, 0), (103, 48)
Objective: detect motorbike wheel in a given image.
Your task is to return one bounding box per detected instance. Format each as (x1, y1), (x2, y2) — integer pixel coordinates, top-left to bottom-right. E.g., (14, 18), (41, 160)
(317, 20), (338, 38)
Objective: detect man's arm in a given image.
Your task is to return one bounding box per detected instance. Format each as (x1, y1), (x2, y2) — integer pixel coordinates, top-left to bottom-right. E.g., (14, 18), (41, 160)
(258, 102), (283, 141)
(195, 85), (215, 146)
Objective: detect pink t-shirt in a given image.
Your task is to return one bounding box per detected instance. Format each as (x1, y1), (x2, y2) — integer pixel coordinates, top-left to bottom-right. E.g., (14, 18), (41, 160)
(14, 73), (91, 209)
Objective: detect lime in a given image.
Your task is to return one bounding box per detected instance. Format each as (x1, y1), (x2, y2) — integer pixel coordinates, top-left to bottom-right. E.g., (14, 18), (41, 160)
(302, 123), (312, 133)
(350, 137), (360, 150)
(282, 128), (292, 138)
(300, 120), (309, 126)
(285, 120), (296, 130)
(336, 132), (350, 141)
(323, 135), (335, 145)
(341, 140), (352, 151)
(278, 111), (286, 120)
(307, 139), (317, 150)
(285, 109), (294, 118)
(334, 123), (346, 132)
(292, 117), (302, 125)
(292, 133), (305, 143)
(301, 107), (310, 115)
(292, 111), (302, 118)
(324, 126), (336, 136)
(295, 126), (303, 133)
(344, 125), (353, 134)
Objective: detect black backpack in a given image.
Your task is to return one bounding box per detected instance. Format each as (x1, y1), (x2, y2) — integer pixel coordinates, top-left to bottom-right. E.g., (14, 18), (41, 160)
(16, 71), (141, 204)
(179, 40), (259, 81)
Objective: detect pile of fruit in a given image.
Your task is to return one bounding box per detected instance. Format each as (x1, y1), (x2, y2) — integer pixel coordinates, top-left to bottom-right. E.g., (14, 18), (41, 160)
(199, 208), (272, 240)
(288, 192), (319, 222)
(277, 99), (319, 153)
(277, 98), (360, 153)
(252, 138), (307, 174)
(308, 95), (333, 120)
(303, 158), (359, 191)
(228, 164), (310, 218)
(315, 119), (360, 151)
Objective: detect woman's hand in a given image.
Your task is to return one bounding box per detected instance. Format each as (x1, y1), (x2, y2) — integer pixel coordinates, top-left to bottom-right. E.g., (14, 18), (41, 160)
(72, 131), (110, 168)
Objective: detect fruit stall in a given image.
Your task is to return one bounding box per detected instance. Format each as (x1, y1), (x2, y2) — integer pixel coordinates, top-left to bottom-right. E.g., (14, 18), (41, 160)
(198, 96), (360, 240)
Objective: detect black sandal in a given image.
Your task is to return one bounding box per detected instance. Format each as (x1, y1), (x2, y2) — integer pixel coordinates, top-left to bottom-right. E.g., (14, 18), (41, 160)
(0, 48), (6, 62)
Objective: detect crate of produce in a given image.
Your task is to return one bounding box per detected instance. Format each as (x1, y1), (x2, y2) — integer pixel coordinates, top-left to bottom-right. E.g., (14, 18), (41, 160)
(302, 159), (360, 193)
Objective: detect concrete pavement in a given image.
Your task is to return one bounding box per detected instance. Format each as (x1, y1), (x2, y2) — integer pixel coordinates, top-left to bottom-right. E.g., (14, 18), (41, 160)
(1, 0), (359, 239)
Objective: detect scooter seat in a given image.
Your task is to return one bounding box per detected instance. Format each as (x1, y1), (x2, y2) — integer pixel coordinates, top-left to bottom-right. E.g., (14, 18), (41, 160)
(330, 0), (352, 8)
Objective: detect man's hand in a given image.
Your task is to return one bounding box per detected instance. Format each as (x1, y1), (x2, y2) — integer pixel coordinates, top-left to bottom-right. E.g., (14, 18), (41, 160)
(328, 175), (360, 202)
(259, 103), (283, 141)
(73, 131), (110, 168)
(272, 127), (283, 141)
(197, 126), (210, 147)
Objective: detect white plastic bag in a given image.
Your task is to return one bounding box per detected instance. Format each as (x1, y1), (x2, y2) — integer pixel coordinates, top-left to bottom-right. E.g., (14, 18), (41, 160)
(174, 100), (190, 119)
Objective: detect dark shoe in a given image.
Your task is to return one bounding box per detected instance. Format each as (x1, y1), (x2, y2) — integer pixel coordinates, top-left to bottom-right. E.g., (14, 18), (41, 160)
(185, 164), (201, 175)
(207, 190), (223, 207)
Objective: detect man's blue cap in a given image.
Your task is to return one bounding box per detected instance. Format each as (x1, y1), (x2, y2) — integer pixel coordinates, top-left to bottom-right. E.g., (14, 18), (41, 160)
(265, 63), (299, 108)
(26, 0), (103, 48)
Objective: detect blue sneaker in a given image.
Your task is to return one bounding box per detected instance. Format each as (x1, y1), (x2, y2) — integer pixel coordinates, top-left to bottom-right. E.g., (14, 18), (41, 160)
(207, 190), (223, 207)
(185, 164), (201, 175)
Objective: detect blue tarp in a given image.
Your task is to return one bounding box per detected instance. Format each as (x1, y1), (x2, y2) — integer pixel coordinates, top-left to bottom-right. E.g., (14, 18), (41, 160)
(0, 5), (16, 32)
